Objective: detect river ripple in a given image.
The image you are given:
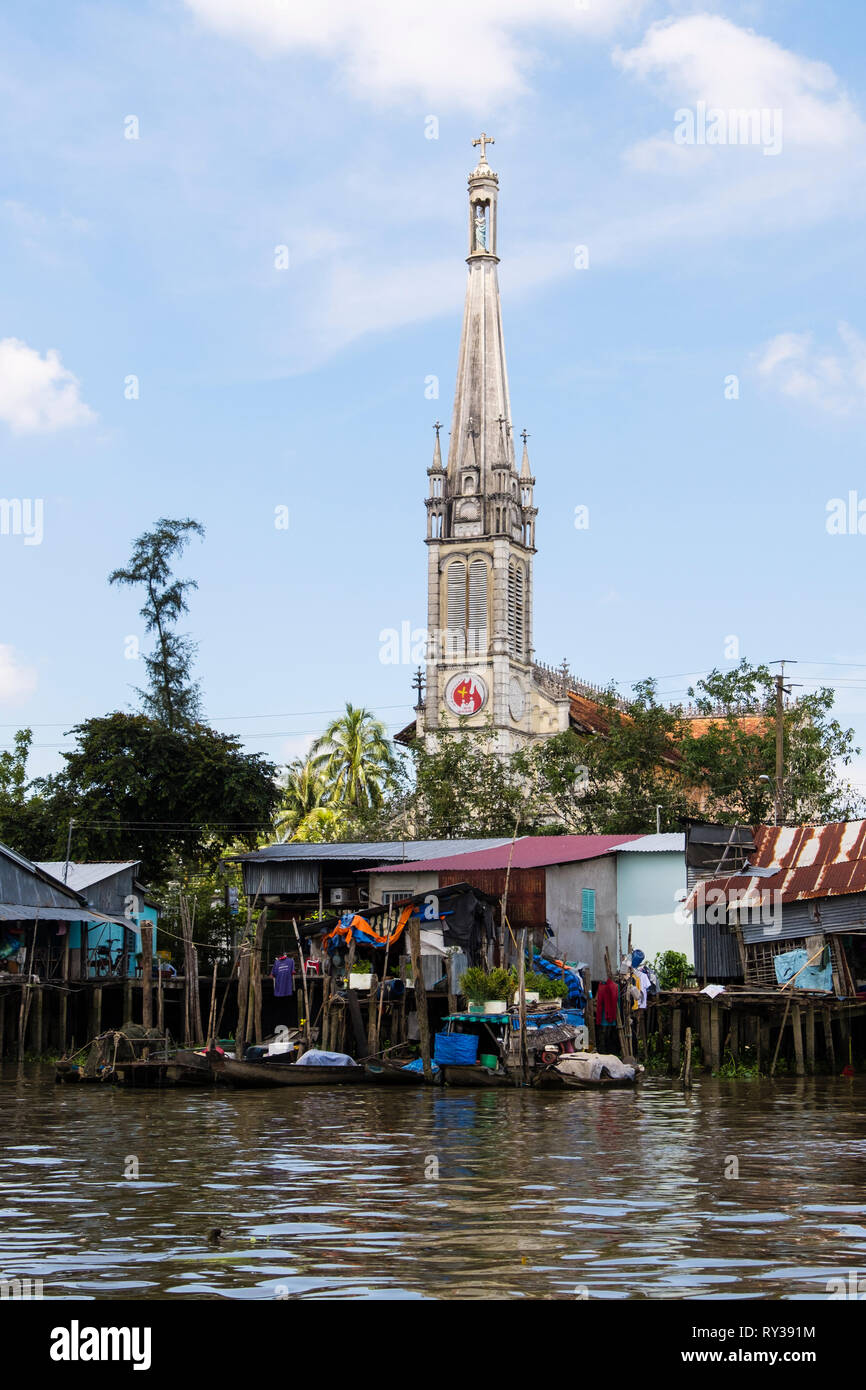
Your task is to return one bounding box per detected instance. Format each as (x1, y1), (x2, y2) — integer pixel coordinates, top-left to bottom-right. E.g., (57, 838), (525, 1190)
(1, 1065), (863, 1300)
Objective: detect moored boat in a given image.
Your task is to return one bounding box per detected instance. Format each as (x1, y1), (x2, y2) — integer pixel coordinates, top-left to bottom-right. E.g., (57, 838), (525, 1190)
(209, 1049), (367, 1088)
(440, 1063), (513, 1088)
(533, 1053), (643, 1091)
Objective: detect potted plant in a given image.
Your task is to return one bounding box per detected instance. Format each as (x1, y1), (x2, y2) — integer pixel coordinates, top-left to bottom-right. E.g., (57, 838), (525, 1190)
(484, 967), (516, 1014)
(459, 966), (489, 1013)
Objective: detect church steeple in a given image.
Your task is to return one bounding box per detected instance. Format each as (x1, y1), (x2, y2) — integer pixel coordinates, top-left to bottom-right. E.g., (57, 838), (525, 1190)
(418, 137), (567, 755)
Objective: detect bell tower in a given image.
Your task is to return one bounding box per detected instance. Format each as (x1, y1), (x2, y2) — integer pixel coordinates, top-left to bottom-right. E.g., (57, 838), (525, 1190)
(420, 135), (567, 753)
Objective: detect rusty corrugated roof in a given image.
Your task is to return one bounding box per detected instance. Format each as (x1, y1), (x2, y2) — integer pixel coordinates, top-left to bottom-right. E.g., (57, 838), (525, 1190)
(687, 820), (866, 907)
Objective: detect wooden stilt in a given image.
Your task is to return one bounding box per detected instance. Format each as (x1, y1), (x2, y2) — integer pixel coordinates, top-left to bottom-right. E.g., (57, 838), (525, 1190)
(709, 1005), (722, 1072)
(140, 922), (153, 1031)
(366, 975), (379, 1058)
(0, 991), (6, 1059)
(699, 1001), (711, 1069)
(671, 1007), (682, 1073)
(822, 1007), (836, 1073)
(34, 986), (44, 1057)
(407, 918), (432, 1082)
(804, 1004), (815, 1074)
(683, 1025), (693, 1089)
(791, 1003), (805, 1076)
(123, 980), (133, 1027)
(321, 975), (331, 1051)
(582, 968), (595, 1050)
(729, 1012), (739, 1066)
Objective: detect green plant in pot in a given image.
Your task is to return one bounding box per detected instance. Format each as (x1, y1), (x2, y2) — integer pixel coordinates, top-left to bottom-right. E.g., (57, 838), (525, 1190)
(459, 966), (489, 1008)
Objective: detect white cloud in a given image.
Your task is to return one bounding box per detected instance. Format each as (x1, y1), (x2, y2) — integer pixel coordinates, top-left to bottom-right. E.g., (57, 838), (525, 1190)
(615, 14), (859, 153)
(0, 337), (96, 433)
(0, 645), (37, 704)
(755, 323), (866, 415)
(185, 0), (644, 108)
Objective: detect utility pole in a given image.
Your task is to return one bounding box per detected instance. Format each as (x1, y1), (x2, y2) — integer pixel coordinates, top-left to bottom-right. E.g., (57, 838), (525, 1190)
(770, 661), (800, 827)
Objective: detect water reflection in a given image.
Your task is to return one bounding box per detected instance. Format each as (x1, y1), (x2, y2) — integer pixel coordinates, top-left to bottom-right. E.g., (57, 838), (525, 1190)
(1, 1065), (863, 1299)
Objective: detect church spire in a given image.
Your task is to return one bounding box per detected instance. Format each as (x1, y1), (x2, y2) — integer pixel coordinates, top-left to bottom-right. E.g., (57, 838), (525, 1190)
(445, 133), (517, 532)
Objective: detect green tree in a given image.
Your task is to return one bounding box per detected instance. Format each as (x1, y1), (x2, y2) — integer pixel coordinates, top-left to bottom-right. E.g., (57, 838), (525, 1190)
(408, 727), (526, 837)
(23, 713), (279, 883)
(681, 661), (861, 824)
(311, 704), (399, 812)
(274, 756), (328, 841)
(109, 517), (205, 728)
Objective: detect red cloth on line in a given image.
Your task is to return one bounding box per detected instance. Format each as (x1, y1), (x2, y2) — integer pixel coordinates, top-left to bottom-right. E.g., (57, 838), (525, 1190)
(596, 978), (619, 1026)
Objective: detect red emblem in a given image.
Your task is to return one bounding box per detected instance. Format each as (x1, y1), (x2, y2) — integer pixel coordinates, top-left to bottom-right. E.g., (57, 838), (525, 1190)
(446, 673), (486, 715)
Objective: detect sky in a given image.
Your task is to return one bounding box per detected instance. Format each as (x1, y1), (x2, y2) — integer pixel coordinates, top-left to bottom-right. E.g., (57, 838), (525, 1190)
(2, 0), (866, 797)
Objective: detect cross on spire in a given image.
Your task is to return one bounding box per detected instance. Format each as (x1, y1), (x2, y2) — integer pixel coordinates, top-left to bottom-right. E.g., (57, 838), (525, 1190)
(520, 428), (530, 445)
(473, 131), (495, 161)
(433, 420), (441, 438)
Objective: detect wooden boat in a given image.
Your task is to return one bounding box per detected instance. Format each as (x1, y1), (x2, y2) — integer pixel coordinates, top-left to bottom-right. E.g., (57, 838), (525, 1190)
(114, 1048), (214, 1088)
(365, 1057), (441, 1086)
(533, 1060), (644, 1091)
(440, 1063), (514, 1088)
(209, 1051), (367, 1088)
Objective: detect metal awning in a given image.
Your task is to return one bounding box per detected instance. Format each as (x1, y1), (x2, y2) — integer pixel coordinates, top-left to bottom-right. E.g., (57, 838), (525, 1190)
(0, 904), (131, 926)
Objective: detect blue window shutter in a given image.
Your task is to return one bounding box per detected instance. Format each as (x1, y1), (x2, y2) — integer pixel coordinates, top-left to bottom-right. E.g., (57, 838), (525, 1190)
(582, 888), (596, 932)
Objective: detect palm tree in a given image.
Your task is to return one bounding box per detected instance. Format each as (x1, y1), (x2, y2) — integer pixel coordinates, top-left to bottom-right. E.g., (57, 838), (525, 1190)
(311, 704), (398, 811)
(274, 756), (327, 841)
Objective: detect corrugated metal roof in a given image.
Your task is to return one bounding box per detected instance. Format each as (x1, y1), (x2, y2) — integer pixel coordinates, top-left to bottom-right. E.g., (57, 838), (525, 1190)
(36, 861), (140, 892)
(373, 834), (642, 875)
(687, 820), (866, 908)
(0, 904), (129, 924)
(617, 834), (684, 853)
(230, 838), (511, 864)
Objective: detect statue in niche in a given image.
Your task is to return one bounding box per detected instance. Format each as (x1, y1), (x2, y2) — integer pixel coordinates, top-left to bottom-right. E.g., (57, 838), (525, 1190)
(474, 205), (487, 250)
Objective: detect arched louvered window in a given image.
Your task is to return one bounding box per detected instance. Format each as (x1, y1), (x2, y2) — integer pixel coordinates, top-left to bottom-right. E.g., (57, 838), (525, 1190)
(444, 557), (488, 659)
(446, 559), (466, 659)
(508, 561), (525, 660)
(468, 560), (488, 658)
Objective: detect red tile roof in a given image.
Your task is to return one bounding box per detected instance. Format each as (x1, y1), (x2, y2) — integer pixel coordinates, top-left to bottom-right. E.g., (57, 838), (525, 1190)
(370, 833), (643, 875)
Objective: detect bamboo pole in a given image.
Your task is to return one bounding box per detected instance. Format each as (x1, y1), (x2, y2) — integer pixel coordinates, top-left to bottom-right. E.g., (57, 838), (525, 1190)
(517, 926), (528, 1085)
(292, 918), (312, 1049)
(375, 912), (393, 1053)
(683, 1025), (693, 1089)
(206, 959), (218, 1047)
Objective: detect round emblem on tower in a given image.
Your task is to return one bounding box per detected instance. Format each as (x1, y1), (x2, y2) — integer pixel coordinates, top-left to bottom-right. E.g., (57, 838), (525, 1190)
(445, 672), (487, 716)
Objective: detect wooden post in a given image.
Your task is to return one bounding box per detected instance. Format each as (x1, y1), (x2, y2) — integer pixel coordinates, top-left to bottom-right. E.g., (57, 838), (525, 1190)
(123, 980), (133, 1027)
(729, 1011), (739, 1067)
(671, 1008), (682, 1074)
(446, 953), (457, 1019)
(0, 991), (5, 1059)
(292, 919), (312, 1049)
(804, 1004), (815, 1074)
(518, 928), (528, 1085)
(157, 965), (164, 1038)
(321, 974), (331, 1051)
(366, 975), (380, 1058)
(770, 994), (792, 1077)
(140, 921), (153, 1030)
(407, 918), (432, 1082)
(699, 1000), (711, 1069)
(682, 1025), (692, 1089)
(582, 967), (595, 1050)
(822, 1007), (836, 1073)
(709, 1004), (721, 1072)
(235, 941), (250, 1059)
(375, 912), (394, 1053)
(206, 960), (218, 1046)
(34, 986), (44, 1056)
(791, 1002), (805, 1076)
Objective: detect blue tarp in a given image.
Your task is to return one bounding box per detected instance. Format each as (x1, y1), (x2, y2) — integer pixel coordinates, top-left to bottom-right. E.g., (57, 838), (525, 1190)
(433, 1032), (479, 1065)
(530, 954), (586, 1008)
(773, 949), (833, 993)
(402, 1056), (441, 1075)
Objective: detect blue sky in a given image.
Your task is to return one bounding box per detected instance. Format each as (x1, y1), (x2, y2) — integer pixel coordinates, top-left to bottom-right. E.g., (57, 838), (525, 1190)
(2, 0), (866, 795)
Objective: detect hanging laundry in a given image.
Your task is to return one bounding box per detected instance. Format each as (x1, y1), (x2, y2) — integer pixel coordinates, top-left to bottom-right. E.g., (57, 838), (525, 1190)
(272, 956), (295, 998)
(596, 977), (619, 1027)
